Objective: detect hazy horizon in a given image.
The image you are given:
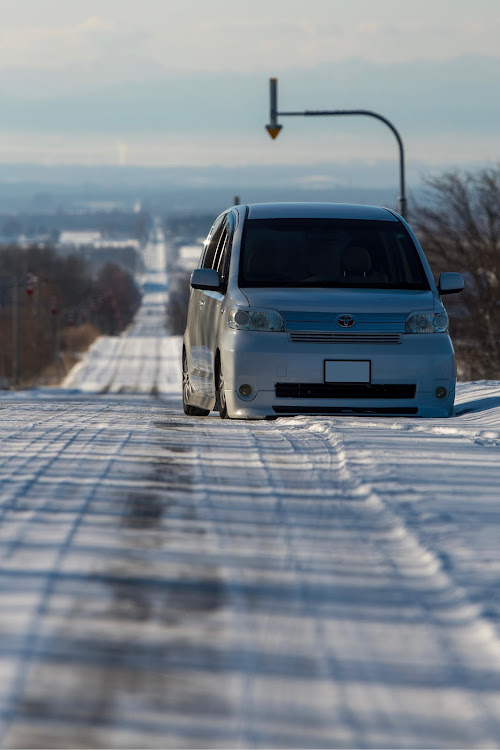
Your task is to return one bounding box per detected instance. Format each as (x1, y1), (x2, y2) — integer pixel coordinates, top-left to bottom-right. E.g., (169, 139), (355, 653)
(0, 159), (467, 217)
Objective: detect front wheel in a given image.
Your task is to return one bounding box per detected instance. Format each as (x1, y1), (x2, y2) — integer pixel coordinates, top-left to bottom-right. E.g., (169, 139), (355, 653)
(183, 352), (210, 417)
(216, 358), (230, 419)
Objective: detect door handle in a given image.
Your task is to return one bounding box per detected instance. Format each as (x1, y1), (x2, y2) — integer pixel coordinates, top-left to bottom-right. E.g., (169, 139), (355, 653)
(199, 299), (205, 307)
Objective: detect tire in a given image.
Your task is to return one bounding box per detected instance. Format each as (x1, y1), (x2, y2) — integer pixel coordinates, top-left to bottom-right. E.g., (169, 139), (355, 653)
(215, 356), (230, 419)
(182, 351), (210, 417)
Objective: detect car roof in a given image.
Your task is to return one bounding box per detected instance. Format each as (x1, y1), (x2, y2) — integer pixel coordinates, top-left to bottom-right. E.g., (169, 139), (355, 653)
(245, 202), (399, 221)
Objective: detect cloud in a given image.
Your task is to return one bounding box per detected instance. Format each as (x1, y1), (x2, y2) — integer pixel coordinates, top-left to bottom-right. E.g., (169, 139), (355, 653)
(1, 1), (500, 76)
(0, 16), (150, 69)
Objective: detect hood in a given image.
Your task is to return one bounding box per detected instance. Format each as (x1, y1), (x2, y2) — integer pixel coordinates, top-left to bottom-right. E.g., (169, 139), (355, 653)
(240, 287), (438, 315)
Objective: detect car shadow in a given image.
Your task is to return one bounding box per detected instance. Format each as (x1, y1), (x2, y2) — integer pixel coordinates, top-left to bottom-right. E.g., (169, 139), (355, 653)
(454, 395), (500, 416)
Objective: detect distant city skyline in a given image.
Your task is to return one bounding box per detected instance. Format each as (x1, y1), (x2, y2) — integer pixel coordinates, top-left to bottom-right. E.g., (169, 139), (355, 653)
(0, 0), (498, 178)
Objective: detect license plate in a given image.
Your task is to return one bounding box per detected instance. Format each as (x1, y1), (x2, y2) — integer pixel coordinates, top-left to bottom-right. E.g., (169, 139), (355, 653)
(324, 360), (371, 383)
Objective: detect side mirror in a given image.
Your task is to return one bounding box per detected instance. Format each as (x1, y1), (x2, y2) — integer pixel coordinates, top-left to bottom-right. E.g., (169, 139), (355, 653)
(190, 268), (221, 291)
(438, 272), (464, 295)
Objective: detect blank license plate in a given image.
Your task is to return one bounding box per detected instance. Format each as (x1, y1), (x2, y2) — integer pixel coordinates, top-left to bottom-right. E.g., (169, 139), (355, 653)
(324, 360), (371, 383)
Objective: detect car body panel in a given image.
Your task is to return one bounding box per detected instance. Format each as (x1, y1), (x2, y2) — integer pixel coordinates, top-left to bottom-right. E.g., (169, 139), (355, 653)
(240, 288), (439, 314)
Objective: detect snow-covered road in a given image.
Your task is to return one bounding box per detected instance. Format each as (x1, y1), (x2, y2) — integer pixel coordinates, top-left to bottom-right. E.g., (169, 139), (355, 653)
(1, 234), (500, 748)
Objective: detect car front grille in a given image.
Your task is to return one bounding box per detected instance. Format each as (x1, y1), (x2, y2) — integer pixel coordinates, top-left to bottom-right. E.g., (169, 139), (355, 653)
(282, 311), (406, 333)
(275, 383), (416, 399)
(288, 332), (402, 344)
(273, 406), (418, 415)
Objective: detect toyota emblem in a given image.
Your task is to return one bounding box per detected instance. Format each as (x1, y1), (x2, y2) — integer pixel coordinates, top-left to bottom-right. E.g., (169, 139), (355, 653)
(337, 314), (355, 328)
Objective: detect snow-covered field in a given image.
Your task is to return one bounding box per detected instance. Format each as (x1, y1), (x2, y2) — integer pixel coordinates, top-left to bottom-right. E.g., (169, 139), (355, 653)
(0, 234), (499, 748)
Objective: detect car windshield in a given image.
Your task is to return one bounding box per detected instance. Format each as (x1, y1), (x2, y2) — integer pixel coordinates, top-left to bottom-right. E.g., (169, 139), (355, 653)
(239, 218), (430, 289)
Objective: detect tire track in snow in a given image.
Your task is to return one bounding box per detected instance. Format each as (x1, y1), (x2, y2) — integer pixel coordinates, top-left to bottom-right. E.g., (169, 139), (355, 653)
(194, 414), (500, 746)
(0, 402), (114, 536)
(301, 416), (500, 745)
(0, 424), (134, 747)
(247, 421), (420, 748)
(0, 420), (112, 561)
(241, 422), (367, 748)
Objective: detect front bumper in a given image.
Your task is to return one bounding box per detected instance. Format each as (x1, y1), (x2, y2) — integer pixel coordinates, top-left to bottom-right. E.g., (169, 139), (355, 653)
(220, 330), (456, 418)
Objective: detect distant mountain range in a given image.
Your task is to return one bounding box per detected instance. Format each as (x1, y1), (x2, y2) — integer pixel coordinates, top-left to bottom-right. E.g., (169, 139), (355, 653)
(0, 161), (431, 215)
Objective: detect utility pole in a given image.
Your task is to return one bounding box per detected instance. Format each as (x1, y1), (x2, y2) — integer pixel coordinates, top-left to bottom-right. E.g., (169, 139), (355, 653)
(266, 77), (408, 219)
(12, 279), (19, 386)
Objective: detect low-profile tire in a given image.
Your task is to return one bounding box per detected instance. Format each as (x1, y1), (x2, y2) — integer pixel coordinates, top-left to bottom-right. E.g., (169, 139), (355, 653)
(183, 352), (210, 417)
(215, 357), (230, 419)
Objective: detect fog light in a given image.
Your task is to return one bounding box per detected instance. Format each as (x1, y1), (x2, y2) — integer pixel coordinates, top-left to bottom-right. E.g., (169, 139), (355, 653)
(234, 310), (250, 326)
(435, 386), (448, 400)
(239, 384), (253, 397)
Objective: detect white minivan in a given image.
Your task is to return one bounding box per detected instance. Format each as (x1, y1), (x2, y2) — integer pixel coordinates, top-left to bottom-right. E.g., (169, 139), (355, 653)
(182, 203), (464, 419)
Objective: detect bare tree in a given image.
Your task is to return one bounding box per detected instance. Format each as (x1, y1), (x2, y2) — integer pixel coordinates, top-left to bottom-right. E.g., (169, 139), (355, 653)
(0, 246), (142, 384)
(414, 167), (500, 379)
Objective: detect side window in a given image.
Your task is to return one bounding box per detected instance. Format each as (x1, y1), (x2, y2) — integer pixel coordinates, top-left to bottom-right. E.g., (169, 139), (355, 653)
(214, 215), (235, 284)
(202, 215), (225, 269)
(202, 213), (234, 288)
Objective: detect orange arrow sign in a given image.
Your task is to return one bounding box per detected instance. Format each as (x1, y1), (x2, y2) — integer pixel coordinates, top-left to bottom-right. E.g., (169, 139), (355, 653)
(266, 125), (282, 139)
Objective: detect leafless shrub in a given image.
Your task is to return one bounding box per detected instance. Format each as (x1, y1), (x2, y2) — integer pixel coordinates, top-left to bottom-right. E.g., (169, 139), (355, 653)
(60, 324), (100, 354)
(413, 166), (500, 379)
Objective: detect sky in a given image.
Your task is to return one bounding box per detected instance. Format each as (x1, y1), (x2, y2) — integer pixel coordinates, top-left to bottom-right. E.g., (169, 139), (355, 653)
(0, 0), (498, 186)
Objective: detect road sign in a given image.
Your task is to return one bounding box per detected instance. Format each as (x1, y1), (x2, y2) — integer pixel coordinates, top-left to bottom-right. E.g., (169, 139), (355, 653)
(266, 125), (282, 139)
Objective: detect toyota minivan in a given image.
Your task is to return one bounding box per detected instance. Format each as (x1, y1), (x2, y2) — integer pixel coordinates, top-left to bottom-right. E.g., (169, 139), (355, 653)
(182, 203), (464, 419)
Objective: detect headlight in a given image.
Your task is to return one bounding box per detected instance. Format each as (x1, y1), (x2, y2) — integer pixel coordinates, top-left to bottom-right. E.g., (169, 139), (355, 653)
(228, 307), (284, 332)
(405, 310), (449, 334)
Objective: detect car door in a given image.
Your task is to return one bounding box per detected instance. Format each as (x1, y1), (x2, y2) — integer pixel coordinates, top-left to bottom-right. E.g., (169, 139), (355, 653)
(186, 215), (225, 395)
(198, 212), (235, 397)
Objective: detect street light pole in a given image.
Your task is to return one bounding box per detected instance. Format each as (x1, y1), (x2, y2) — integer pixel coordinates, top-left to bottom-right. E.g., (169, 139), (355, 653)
(266, 78), (408, 219)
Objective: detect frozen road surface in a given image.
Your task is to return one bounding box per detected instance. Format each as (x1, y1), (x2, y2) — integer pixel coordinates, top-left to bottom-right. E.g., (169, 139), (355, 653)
(1, 237), (500, 748)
